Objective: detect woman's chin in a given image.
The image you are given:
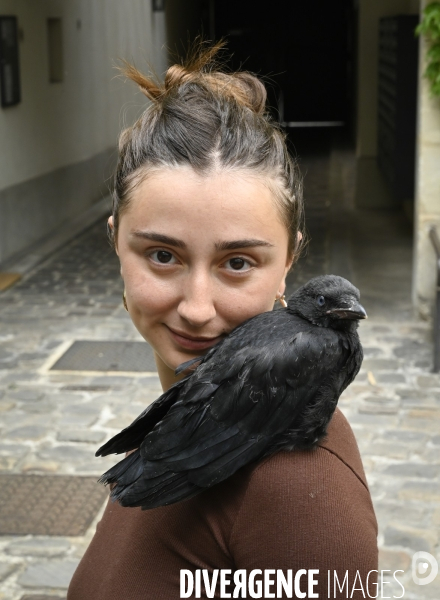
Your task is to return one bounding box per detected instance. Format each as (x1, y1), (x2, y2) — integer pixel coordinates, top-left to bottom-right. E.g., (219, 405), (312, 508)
(153, 348), (203, 376)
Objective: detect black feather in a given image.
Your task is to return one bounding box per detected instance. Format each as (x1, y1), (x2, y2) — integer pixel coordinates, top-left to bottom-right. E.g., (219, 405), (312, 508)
(97, 275), (366, 509)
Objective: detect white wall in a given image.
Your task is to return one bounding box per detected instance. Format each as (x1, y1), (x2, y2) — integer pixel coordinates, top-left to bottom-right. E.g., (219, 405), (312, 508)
(413, 0), (440, 318)
(0, 0), (168, 191)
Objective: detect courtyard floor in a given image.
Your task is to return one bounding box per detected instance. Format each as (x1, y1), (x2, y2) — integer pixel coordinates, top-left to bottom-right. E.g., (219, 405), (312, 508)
(0, 136), (439, 599)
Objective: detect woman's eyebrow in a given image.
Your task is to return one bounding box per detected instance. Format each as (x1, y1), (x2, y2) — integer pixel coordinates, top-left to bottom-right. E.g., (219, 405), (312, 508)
(131, 230), (186, 248)
(131, 231), (274, 251)
(215, 239), (274, 251)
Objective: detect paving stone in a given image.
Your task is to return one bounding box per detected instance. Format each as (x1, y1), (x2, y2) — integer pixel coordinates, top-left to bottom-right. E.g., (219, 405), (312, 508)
(400, 413), (440, 433)
(374, 501), (427, 526)
(57, 417), (98, 430)
(64, 403), (101, 415)
(363, 395), (399, 405)
(414, 358), (433, 368)
(6, 538), (70, 557)
(104, 414), (139, 429)
(381, 430), (429, 444)
(61, 384), (113, 392)
(382, 463), (440, 478)
(0, 348), (14, 360)
(21, 460), (60, 473)
(21, 401), (57, 414)
(90, 375), (148, 386)
(1, 373), (38, 383)
(399, 482), (440, 501)
(0, 562), (19, 581)
(9, 389), (45, 402)
(0, 400), (15, 412)
(358, 404), (399, 415)
(393, 340), (430, 357)
(37, 446), (93, 463)
(56, 430), (106, 443)
(5, 425), (50, 441)
(18, 559), (80, 589)
(371, 326), (392, 333)
(20, 595), (66, 600)
(384, 526), (433, 552)
(77, 456), (116, 473)
(0, 443), (28, 457)
(374, 373), (407, 384)
(362, 346), (385, 357)
(46, 393), (86, 404)
(417, 374), (440, 388)
(361, 358), (400, 371)
(378, 548), (412, 572)
(348, 412), (399, 427)
(0, 359), (18, 369)
(18, 352), (48, 361)
(395, 388), (427, 399)
(367, 442), (409, 459)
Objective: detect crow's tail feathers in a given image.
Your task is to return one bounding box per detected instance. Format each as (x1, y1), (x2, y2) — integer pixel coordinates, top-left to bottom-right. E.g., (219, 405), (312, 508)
(99, 449), (203, 510)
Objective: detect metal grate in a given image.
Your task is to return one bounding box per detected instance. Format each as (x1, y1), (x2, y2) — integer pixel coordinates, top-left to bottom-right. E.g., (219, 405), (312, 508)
(0, 475), (108, 536)
(50, 340), (157, 373)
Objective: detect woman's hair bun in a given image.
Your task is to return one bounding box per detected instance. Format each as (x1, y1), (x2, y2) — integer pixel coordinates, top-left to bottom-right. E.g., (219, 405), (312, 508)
(229, 72), (267, 115)
(122, 40), (267, 115)
(164, 64), (193, 90)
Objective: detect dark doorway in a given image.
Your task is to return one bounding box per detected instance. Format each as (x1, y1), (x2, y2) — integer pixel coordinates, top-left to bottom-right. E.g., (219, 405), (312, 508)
(166, 1), (357, 135)
(213, 0), (356, 130)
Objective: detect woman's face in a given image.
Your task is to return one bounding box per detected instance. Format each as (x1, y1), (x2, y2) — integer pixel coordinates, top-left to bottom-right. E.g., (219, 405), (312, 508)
(112, 166), (293, 379)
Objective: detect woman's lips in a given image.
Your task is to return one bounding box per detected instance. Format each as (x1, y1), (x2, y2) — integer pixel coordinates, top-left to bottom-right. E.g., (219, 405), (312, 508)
(167, 327), (224, 351)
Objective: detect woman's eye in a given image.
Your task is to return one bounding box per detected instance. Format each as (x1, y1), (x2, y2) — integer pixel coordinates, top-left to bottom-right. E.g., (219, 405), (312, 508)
(149, 250), (177, 264)
(224, 257), (252, 271)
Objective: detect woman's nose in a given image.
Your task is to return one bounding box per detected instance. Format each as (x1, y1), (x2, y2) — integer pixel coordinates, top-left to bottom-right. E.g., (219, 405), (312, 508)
(176, 272), (216, 328)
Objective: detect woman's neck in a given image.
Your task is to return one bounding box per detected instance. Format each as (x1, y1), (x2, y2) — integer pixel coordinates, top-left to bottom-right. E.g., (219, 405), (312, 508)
(154, 352), (187, 391)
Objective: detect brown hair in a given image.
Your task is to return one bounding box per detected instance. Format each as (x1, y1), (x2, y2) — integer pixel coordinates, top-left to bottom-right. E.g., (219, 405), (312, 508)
(111, 42), (304, 260)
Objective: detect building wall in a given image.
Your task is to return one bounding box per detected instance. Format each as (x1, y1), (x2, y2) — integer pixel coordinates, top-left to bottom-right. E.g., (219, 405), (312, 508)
(355, 0), (419, 208)
(413, 0), (440, 319)
(0, 0), (167, 264)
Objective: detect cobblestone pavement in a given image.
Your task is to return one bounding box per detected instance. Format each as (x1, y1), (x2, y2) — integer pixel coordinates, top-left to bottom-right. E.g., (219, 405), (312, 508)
(0, 139), (439, 599)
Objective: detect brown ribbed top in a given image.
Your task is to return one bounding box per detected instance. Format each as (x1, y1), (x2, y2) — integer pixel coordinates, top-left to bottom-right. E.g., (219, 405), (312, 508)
(67, 408), (378, 599)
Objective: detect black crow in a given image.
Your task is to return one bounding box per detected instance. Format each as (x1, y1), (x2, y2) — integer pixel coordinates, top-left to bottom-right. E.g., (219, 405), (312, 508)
(96, 275), (366, 509)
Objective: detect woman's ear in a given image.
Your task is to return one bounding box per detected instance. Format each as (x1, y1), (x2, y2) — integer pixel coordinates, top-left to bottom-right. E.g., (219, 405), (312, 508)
(279, 230), (302, 297)
(284, 230), (302, 275)
(108, 216), (119, 256)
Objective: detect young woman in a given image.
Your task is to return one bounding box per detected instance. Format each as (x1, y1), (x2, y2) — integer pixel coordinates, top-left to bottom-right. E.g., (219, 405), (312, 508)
(68, 44), (378, 599)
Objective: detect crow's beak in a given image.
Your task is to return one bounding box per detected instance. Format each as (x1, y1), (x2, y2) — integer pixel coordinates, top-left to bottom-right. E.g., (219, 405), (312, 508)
(326, 303), (368, 320)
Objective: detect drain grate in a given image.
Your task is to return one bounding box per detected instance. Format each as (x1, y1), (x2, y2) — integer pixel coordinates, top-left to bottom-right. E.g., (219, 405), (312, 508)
(50, 340), (157, 373)
(0, 475), (108, 536)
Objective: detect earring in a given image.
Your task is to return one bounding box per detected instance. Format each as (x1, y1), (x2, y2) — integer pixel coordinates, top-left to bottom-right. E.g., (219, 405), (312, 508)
(122, 290), (128, 311)
(275, 294), (287, 308)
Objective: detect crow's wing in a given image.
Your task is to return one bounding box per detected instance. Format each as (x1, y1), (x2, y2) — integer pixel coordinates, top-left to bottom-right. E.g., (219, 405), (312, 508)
(104, 327), (352, 508)
(96, 377), (189, 457)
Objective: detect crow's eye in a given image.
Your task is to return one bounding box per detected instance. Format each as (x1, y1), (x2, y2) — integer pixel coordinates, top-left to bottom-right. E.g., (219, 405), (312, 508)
(317, 295), (326, 307)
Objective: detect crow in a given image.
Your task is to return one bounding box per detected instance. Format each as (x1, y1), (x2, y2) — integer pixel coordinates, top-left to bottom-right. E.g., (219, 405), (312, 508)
(96, 275), (366, 510)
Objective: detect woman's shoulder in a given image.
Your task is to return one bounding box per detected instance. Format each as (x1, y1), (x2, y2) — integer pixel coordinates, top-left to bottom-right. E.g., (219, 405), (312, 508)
(236, 407), (369, 496)
(226, 408), (378, 574)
